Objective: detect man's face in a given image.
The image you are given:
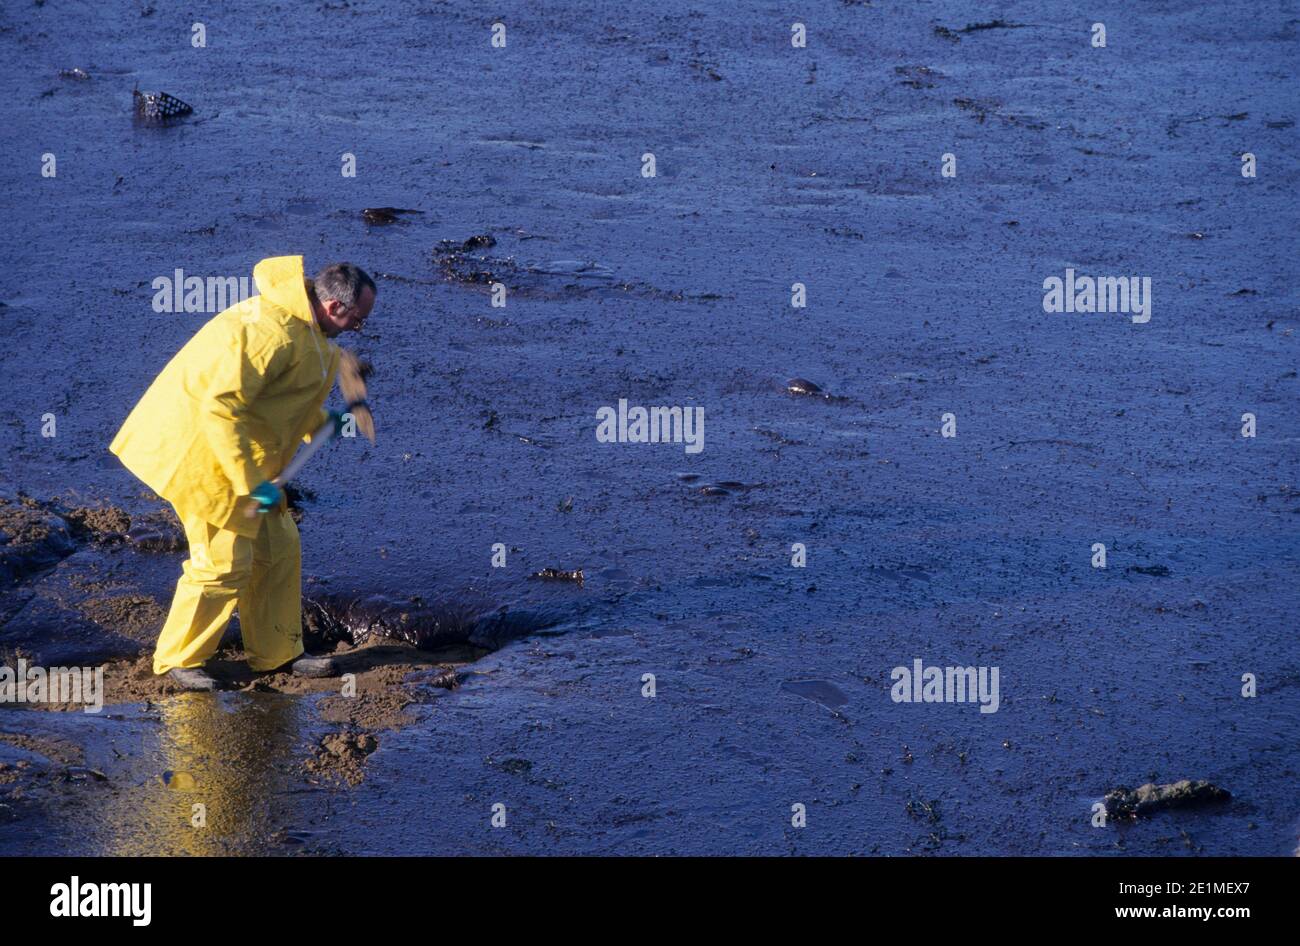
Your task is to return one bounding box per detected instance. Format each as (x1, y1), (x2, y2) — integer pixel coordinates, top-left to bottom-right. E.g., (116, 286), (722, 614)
(319, 286), (375, 338)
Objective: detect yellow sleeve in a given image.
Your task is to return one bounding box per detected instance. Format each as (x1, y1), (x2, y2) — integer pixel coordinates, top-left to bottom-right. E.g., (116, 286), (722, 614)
(303, 407), (331, 444)
(199, 328), (288, 495)
(301, 341), (340, 444)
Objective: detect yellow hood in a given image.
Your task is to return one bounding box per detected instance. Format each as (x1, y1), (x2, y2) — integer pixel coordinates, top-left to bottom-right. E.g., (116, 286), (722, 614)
(254, 254), (314, 323)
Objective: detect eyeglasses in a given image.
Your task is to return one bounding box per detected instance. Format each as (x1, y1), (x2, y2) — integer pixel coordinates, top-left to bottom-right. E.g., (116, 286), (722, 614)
(334, 304), (364, 328)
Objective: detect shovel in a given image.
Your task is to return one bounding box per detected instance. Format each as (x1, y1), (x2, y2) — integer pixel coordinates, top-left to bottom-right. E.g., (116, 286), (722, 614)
(243, 351), (374, 517)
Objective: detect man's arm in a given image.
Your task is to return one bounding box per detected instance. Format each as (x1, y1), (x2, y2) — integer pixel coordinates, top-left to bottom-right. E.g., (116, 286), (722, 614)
(303, 406), (333, 444)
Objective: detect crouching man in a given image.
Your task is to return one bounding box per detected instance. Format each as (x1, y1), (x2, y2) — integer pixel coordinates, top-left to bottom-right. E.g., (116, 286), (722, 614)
(109, 255), (375, 690)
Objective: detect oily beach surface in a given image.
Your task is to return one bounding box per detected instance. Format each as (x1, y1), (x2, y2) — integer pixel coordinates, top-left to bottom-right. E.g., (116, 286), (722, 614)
(0, 1), (1297, 854)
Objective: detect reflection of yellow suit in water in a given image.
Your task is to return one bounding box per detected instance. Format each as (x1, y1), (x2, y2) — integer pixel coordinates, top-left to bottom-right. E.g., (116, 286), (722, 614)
(105, 693), (304, 856)
(110, 256), (339, 674)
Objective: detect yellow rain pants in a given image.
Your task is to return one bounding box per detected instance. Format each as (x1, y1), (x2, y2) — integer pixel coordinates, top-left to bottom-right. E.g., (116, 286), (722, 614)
(153, 505), (303, 674)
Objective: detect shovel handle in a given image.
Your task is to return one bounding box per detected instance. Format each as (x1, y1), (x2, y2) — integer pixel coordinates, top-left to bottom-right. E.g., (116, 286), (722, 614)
(278, 416), (338, 482)
(242, 417), (337, 518)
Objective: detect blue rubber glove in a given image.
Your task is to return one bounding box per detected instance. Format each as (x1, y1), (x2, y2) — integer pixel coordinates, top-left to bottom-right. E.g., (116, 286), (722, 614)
(248, 480), (282, 514)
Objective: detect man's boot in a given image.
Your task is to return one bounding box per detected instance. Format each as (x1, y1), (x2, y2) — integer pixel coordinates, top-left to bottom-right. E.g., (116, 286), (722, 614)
(289, 654), (338, 678)
(168, 667), (218, 691)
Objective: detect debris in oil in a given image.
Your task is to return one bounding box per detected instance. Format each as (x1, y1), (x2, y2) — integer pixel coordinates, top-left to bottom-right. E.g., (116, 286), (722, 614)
(533, 567), (584, 584)
(362, 207), (423, 225)
(132, 87), (193, 122)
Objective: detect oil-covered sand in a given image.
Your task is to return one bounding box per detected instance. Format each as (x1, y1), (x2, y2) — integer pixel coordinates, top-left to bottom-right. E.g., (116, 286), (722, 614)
(0, 1), (1297, 854)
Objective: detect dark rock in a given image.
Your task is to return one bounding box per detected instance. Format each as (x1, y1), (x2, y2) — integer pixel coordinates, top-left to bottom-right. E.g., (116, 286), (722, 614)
(1103, 779), (1231, 819)
(786, 377), (828, 398)
(303, 593), (479, 651)
(0, 498), (76, 586)
(362, 207), (422, 225)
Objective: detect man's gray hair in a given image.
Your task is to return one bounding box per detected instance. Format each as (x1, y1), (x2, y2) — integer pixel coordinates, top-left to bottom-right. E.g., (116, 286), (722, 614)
(314, 262), (376, 307)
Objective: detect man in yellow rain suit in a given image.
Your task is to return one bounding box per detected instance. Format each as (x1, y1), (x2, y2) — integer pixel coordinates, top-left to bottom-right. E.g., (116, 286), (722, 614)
(110, 256), (376, 690)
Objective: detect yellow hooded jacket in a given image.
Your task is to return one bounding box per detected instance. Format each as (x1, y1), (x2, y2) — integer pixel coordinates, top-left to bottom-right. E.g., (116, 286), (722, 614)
(110, 256), (339, 537)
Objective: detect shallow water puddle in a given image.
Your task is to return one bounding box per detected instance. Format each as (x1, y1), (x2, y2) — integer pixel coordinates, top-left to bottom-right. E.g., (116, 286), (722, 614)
(0, 691), (333, 855)
(780, 679), (849, 710)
